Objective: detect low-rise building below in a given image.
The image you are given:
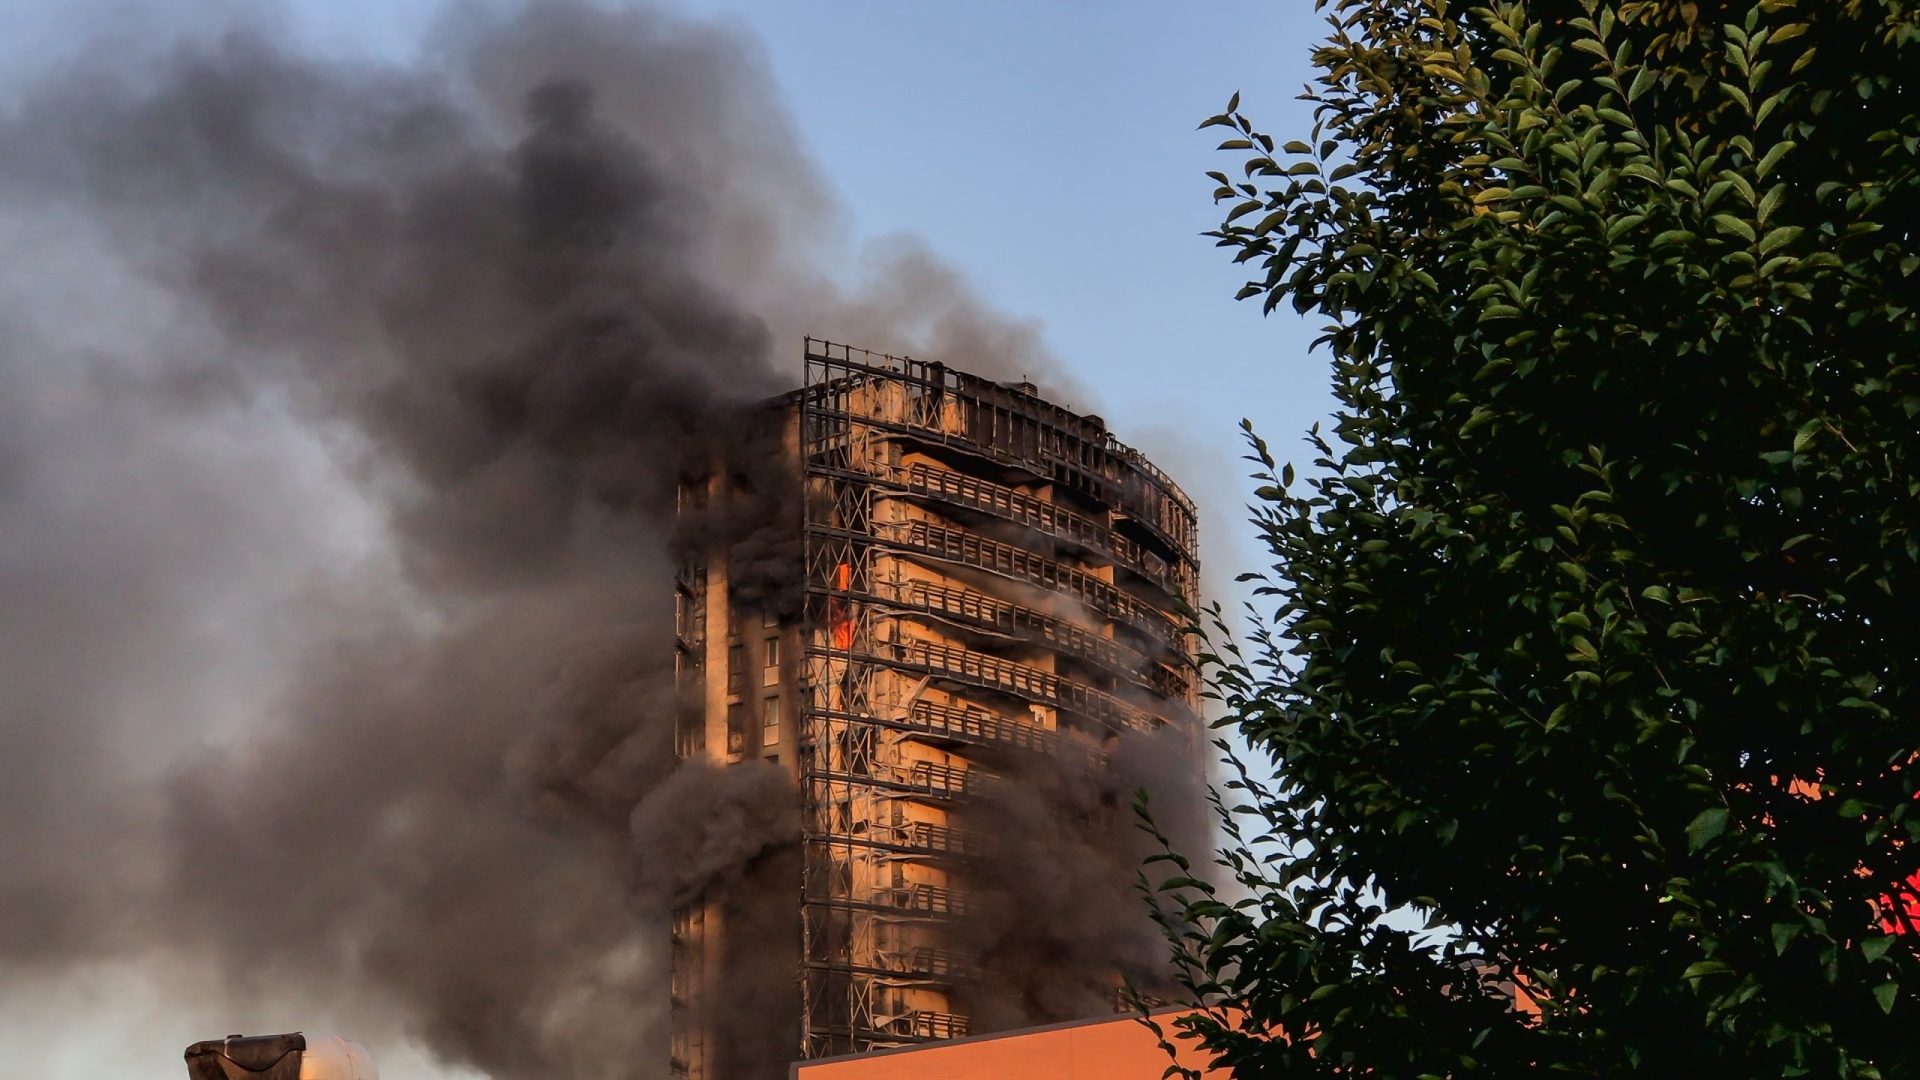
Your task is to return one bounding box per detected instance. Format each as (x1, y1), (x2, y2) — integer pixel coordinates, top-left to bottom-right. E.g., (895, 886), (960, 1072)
(789, 1010), (1225, 1080)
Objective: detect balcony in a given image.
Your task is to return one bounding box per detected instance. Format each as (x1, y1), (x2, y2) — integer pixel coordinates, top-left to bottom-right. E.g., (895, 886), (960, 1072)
(885, 639), (1158, 736)
(802, 339), (1198, 559)
(870, 518), (1185, 655)
(893, 819), (982, 859)
(898, 700), (1056, 754)
(887, 462), (1194, 604)
(886, 1009), (971, 1042)
(885, 882), (969, 918)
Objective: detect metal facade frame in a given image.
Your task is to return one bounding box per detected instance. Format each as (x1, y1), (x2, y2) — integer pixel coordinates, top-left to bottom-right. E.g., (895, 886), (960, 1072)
(794, 339), (1202, 1062)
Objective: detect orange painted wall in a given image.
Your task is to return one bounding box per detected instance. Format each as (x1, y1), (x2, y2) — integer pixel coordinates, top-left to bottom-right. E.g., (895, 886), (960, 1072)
(790, 1011), (1226, 1080)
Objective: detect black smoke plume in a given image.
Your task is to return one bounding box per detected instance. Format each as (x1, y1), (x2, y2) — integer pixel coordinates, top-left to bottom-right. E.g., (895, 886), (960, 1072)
(0, 3), (1193, 1077)
(951, 725), (1209, 1032)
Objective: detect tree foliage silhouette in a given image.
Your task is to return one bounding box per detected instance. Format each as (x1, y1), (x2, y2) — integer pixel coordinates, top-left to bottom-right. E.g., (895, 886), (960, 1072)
(1147, 1), (1920, 1074)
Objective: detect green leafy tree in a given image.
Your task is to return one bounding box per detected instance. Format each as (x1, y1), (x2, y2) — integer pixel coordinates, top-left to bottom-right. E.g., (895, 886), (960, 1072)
(1147, 1), (1920, 1075)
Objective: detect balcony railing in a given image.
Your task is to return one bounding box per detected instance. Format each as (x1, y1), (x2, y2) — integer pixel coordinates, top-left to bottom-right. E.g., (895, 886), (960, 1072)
(873, 578), (1195, 703)
(872, 518), (1184, 655)
(901, 577), (1122, 661)
(892, 819), (982, 859)
(886, 639), (1159, 735)
(896, 700), (1058, 754)
(886, 1009), (971, 1042)
(890, 463), (1193, 604)
(806, 761), (988, 804)
(893, 946), (974, 982)
(803, 339), (1198, 559)
(884, 883), (969, 918)
(805, 701), (1059, 755)
(908, 759), (988, 798)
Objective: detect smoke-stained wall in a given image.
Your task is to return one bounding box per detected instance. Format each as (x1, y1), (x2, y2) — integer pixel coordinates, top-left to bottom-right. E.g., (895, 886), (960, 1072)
(0, 4), (1197, 1078)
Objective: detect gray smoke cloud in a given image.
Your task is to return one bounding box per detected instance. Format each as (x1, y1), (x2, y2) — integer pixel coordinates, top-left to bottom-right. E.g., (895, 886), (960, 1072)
(0, 3), (1192, 1077)
(952, 725), (1208, 1032)
(1, 5), (797, 1074)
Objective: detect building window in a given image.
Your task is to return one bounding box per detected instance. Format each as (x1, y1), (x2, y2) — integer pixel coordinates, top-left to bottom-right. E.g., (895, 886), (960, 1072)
(727, 644), (745, 693)
(762, 695), (780, 745)
(763, 637), (781, 686)
(727, 702), (745, 755)
(763, 606), (780, 628)
(676, 705), (704, 759)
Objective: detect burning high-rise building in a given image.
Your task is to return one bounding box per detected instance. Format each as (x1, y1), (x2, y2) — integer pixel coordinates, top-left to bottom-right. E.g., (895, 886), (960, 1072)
(669, 340), (1204, 1076)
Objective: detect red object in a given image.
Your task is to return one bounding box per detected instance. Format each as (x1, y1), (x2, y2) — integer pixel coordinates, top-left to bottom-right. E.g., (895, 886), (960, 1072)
(1881, 870), (1920, 936)
(829, 562), (855, 649)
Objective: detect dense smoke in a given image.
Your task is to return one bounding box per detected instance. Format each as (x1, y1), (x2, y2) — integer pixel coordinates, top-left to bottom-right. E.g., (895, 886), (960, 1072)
(671, 413), (809, 624)
(953, 725), (1208, 1031)
(0, 3), (1189, 1078)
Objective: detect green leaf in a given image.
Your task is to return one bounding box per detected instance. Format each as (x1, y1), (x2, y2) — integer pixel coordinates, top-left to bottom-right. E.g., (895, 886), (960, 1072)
(1792, 419), (1825, 452)
(1756, 140), (1797, 177)
(1606, 214), (1648, 241)
(1771, 922), (1800, 955)
(1628, 66), (1657, 102)
(1863, 936), (1895, 964)
(1756, 91), (1787, 126)
(1760, 226), (1804, 255)
(1687, 807), (1730, 851)
(1712, 215), (1757, 242)
(1757, 185), (1786, 223)
(1874, 982), (1899, 1014)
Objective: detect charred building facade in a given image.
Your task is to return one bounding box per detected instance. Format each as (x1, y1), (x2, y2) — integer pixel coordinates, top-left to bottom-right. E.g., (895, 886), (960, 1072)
(670, 340), (1202, 1076)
